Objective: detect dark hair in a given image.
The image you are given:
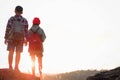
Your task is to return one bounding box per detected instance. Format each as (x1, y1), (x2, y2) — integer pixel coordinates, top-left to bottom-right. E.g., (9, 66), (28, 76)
(15, 6), (23, 12)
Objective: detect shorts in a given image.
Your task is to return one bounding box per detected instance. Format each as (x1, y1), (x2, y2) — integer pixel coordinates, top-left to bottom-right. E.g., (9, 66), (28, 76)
(7, 40), (23, 53)
(29, 50), (43, 58)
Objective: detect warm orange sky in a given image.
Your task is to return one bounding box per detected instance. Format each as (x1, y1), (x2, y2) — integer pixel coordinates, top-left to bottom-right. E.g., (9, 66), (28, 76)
(1, 0), (120, 74)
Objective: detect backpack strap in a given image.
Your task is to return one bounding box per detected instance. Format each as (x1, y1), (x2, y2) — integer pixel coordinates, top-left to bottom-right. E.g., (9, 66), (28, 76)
(30, 27), (40, 33)
(12, 16), (23, 22)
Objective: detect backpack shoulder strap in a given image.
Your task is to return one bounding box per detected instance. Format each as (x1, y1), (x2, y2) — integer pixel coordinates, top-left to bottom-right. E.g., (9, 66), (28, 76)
(36, 27), (40, 32)
(30, 27), (40, 33)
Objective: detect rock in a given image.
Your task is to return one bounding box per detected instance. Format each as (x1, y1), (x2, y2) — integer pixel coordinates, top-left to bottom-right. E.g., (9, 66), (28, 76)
(87, 67), (120, 80)
(0, 68), (39, 80)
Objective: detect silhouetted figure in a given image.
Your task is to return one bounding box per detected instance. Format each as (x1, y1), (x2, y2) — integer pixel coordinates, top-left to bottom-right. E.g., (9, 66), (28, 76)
(4, 5), (28, 71)
(28, 17), (46, 80)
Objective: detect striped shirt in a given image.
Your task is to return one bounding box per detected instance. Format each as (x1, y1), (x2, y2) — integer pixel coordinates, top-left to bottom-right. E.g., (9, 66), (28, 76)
(4, 15), (28, 40)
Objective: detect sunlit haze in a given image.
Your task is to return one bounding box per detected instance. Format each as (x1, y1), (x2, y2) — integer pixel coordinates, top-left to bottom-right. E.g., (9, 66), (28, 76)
(0, 0), (120, 74)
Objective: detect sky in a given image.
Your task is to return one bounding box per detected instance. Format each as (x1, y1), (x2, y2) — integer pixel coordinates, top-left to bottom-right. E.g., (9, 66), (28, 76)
(0, 0), (120, 74)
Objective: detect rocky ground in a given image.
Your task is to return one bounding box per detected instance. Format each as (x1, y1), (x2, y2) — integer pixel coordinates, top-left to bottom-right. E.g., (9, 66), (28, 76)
(2, 67), (119, 80)
(0, 69), (40, 80)
(87, 67), (120, 80)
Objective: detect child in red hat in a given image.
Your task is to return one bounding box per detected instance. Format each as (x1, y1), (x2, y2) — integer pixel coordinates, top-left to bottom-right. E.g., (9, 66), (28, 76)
(28, 17), (46, 80)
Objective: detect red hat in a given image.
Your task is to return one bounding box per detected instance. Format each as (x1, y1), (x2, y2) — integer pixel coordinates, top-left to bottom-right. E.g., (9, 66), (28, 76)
(33, 17), (41, 25)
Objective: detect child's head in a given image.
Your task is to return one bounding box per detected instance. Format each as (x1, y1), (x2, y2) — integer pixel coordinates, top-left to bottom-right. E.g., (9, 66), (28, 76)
(32, 17), (41, 25)
(15, 5), (23, 14)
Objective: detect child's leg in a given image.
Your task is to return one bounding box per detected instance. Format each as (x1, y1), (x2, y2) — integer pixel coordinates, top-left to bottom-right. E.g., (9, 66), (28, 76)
(8, 50), (14, 70)
(38, 56), (43, 80)
(31, 54), (35, 76)
(14, 51), (21, 71)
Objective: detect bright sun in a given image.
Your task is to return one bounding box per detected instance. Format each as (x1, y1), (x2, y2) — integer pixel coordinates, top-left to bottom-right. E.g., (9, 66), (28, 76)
(19, 47), (40, 75)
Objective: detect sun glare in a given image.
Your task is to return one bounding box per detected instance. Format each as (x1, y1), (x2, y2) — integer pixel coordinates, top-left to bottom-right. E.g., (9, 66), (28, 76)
(20, 51), (32, 73)
(19, 47), (40, 75)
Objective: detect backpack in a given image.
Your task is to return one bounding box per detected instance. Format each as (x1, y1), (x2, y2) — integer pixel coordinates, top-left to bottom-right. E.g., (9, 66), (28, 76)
(29, 27), (43, 51)
(9, 17), (25, 43)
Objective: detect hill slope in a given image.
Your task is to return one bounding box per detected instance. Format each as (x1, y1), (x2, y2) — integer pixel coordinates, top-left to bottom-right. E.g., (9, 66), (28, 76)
(0, 69), (39, 80)
(0, 68), (101, 80)
(87, 67), (120, 80)
(44, 70), (99, 80)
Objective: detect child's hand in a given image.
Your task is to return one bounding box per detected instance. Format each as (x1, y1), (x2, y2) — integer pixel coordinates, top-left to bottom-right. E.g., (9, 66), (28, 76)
(24, 39), (27, 46)
(4, 39), (7, 45)
(24, 42), (27, 46)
